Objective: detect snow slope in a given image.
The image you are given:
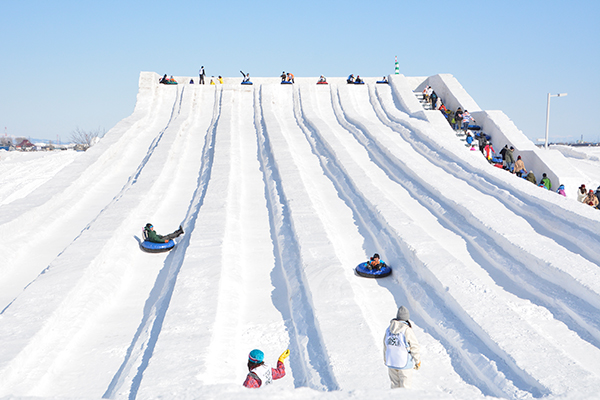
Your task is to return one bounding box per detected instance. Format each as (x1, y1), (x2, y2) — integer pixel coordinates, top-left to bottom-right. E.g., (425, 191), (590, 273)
(0, 72), (599, 400)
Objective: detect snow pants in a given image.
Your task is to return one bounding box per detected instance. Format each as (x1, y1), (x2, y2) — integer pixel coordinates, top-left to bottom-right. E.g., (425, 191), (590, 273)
(388, 368), (412, 389)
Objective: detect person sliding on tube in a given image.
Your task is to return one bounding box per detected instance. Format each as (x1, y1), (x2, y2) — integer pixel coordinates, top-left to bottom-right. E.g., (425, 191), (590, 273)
(144, 223), (183, 243)
(243, 349), (289, 388)
(368, 253), (386, 271)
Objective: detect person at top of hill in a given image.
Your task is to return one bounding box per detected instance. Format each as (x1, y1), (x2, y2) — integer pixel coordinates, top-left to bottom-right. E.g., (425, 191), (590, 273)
(199, 66), (205, 84)
(525, 170), (536, 184)
(368, 253), (386, 270)
(355, 75), (364, 84)
(380, 76), (388, 83)
(287, 72), (295, 83)
(514, 155), (527, 177)
(243, 349), (289, 388)
(240, 71), (250, 82)
(383, 306), (421, 389)
(143, 223), (183, 243)
(583, 190), (599, 208)
(318, 75), (327, 83)
(347, 74), (355, 84)
(159, 74), (168, 84)
(577, 184), (588, 202)
(557, 184), (566, 197)
(540, 173), (552, 190)
(280, 71), (287, 82)
(218, 75), (223, 84)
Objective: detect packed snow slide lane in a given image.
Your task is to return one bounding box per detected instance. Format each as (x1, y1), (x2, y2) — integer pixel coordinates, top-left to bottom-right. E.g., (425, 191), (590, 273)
(0, 84), (208, 397)
(251, 83), (399, 391)
(0, 79), (181, 311)
(293, 83), (489, 398)
(369, 84), (600, 348)
(328, 82), (600, 397)
(134, 84), (296, 398)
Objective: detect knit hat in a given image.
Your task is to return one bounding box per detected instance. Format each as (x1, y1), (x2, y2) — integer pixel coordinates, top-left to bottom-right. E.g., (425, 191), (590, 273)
(248, 349), (264, 363)
(145, 223), (153, 229)
(517, 155), (521, 160)
(396, 306), (410, 321)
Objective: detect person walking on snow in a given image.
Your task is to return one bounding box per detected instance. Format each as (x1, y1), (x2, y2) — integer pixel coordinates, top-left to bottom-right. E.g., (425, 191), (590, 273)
(384, 306), (421, 389)
(462, 110), (475, 133)
(144, 223), (183, 243)
(243, 349), (289, 388)
(514, 155), (527, 177)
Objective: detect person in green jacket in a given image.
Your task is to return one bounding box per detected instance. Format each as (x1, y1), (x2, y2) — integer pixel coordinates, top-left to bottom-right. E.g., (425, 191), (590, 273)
(525, 171), (536, 184)
(540, 173), (552, 190)
(144, 223), (183, 243)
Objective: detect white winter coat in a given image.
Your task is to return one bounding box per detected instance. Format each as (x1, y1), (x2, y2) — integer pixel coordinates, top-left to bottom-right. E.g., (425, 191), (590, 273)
(383, 319), (421, 369)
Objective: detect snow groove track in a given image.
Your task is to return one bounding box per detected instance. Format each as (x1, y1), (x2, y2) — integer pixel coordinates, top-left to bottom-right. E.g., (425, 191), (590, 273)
(1, 77), (600, 399)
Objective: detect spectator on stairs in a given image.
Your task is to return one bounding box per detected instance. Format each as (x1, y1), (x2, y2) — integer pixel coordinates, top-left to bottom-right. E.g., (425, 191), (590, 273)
(577, 184), (588, 202)
(513, 155), (527, 177)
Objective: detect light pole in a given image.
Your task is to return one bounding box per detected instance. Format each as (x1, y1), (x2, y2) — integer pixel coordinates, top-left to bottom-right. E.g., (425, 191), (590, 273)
(544, 92), (567, 149)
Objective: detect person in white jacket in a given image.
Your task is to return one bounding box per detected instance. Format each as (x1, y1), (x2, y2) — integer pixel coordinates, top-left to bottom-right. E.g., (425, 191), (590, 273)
(383, 306), (421, 389)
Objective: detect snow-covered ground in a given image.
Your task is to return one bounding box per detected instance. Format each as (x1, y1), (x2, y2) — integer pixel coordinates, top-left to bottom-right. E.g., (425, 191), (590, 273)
(1, 73), (599, 400)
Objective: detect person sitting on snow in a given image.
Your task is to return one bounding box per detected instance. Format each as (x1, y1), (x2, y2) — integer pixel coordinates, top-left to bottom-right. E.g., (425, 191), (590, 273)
(525, 170), (537, 184)
(347, 74), (355, 84)
(355, 75), (364, 84)
(240, 71), (250, 82)
(556, 184), (566, 197)
(243, 349), (289, 388)
(318, 75), (327, 83)
(143, 223), (183, 243)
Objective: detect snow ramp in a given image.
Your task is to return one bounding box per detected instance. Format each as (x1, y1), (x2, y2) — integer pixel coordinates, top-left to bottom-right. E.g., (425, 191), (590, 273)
(0, 72), (599, 400)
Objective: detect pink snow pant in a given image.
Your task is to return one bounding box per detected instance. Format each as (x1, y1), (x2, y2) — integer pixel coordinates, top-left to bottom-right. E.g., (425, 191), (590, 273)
(388, 368), (413, 389)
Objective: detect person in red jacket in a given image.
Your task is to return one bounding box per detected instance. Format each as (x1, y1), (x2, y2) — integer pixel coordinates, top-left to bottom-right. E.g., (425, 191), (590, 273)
(243, 348), (289, 388)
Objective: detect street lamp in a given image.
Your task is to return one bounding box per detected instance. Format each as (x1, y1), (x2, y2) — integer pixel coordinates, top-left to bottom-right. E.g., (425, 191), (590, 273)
(544, 92), (567, 149)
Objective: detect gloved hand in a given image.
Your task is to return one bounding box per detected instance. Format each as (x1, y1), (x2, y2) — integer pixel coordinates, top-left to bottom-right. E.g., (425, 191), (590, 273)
(415, 361), (421, 370)
(278, 349), (290, 363)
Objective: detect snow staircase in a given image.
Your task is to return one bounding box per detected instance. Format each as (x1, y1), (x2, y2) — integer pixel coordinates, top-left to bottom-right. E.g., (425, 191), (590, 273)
(414, 91), (434, 110)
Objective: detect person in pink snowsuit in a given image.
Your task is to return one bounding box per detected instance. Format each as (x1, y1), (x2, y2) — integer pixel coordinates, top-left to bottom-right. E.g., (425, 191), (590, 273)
(243, 348), (289, 388)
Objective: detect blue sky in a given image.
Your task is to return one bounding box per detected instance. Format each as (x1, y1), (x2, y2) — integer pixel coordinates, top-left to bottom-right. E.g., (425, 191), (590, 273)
(1, 0), (599, 143)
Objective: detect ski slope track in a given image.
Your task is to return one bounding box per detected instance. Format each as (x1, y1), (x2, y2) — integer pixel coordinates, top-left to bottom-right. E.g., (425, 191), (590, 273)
(1, 73), (599, 400)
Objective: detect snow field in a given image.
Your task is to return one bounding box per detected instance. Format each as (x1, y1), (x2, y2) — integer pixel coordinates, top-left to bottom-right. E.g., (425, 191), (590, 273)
(1, 73), (599, 400)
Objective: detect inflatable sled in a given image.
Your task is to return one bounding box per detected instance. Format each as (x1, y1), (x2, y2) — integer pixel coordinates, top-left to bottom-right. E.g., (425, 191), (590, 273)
(160, 81), (178, 85)
(491, 155), (503, 164)
(317, 81), (328, 85)
(355, 261), (392, 278)
(140, 239), (175, 253)
(353, 81), (365, 85)
(241, 81), (253, 85)
(376, 80), (389, 84)
(468, 124), (481, 131)
(281, 81), (293, 84)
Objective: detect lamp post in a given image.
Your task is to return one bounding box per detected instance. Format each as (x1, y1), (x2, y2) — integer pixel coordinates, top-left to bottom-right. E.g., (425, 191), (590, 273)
(544, 92), (567, 149)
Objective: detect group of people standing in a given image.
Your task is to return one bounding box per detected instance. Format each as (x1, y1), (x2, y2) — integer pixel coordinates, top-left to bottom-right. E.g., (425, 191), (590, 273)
(192, 66), (223, 85)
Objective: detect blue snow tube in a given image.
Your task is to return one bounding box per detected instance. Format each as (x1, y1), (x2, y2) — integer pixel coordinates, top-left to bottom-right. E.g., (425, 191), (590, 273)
(376, 80), (388, 84)
(241, 81), (253, 85)
(355, 261), (392, 278)
(281, 81), (293, 84)
(140, 240), (175, 253)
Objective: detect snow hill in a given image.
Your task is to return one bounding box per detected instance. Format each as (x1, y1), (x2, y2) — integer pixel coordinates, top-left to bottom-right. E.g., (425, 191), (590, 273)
(1, 72), (600, 400)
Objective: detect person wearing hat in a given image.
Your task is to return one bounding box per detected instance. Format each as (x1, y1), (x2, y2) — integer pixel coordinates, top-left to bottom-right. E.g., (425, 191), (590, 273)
(556, 184), (566, 197)
(583, 190), (599, 208)
(383, 306), (421, 389)
(368, 253), (386, 271)
(243, 348), (290, 388)
(525, 170), (536, 184)
(513, 155), (527, 177)
(143, 223), (184, 243)
(505, 146), (516, 172)
(577, 184), (588, 202)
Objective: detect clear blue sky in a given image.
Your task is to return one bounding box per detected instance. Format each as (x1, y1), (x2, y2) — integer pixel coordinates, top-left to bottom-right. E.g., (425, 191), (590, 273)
(1, 0), (599, 143)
